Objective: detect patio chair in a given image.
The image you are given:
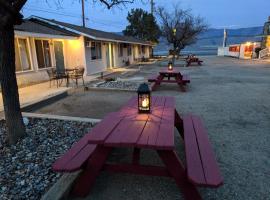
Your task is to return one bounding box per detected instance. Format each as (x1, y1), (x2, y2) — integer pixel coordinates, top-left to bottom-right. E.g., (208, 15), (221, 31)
(46, 68), (59, 88)
(68, 67), (85, 87)
(56, 69), (69, 87)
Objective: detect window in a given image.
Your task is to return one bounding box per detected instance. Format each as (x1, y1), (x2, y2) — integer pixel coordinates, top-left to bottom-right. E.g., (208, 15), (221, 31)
(229, 46), (240, 52)
(91, 42), (102, 60)
(118, 44), (124, 57)
(14, 38), (31, 72)
(35, 40), (52, 69)
(138, 45), (142, 54)
(142, 45), (145, 54)
(127, 45), (132, 56)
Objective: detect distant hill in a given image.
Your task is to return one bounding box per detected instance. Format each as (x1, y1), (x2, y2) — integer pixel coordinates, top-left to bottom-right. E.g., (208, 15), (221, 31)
(156, 26), (263, 55)
(113, 27), (264, 55)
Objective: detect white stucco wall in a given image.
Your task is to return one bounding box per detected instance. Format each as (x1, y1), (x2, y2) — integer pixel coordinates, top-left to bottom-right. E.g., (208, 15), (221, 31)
(84, 40), (107, 75)
(64, 36), (86, 70)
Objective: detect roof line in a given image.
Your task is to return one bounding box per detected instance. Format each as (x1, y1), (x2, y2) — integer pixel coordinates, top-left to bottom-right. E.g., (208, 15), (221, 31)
(29, 15), (97, 40)
(29, 15), (153, 46)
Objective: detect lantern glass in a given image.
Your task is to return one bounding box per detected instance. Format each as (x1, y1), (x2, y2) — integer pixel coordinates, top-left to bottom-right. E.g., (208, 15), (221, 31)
(168, 62), (173, 71)
(137, 83), (151, 113)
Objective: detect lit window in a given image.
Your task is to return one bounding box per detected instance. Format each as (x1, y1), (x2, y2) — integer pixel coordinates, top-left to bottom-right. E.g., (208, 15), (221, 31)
(15, 38), (32, 72)
(91, 42), (102, 60)
(35, 39), (52, 69)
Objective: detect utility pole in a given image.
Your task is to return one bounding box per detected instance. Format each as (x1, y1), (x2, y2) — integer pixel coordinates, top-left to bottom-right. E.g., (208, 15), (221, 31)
(223, 28), (227, 47)
(150, 0), (154, 15)
(82, 0), (86, 27)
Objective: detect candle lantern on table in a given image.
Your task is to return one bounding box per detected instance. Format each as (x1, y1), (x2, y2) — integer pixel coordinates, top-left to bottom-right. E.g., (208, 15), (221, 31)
(168, 61), (173, 71)
(137, 83), (151, 113)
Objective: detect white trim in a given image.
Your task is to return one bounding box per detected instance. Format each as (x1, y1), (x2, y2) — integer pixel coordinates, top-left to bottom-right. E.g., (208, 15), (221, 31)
(15, 37), (33, 72)
(15, 31), (77, 40)
(16, 69), (35, 74)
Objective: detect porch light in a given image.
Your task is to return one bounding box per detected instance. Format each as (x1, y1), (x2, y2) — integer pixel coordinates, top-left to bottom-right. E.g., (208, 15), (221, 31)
(168, 61), (173, 71)
(137, 83), (151, 113)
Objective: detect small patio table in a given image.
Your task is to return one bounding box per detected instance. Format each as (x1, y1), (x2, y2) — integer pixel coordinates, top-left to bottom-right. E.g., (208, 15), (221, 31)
(53, 96), (223, 200)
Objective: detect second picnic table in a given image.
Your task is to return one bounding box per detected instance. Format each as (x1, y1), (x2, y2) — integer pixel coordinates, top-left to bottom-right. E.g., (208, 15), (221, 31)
(148, 69), (190, 91)
(53, 96), (223, 200)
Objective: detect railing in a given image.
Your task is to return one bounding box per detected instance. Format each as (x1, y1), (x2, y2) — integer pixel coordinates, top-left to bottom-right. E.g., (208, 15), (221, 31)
(259, 47), (270, 59)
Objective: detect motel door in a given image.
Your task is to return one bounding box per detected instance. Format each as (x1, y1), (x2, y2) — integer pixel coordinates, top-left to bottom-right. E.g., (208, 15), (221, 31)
(53, 41), (65, 73)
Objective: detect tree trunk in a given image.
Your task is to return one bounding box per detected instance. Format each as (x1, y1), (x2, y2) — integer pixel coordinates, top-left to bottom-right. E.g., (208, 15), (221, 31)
(172, 47), (177, 65)
(0, 25), (26, 145)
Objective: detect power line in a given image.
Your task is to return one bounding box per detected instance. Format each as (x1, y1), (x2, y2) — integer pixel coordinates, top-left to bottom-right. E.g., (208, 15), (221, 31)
(22, 7), (126, 29)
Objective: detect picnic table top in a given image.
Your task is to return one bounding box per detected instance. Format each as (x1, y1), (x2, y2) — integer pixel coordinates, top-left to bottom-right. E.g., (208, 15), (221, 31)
(86, 96), (175, 150)
(159, 69), (181, 74)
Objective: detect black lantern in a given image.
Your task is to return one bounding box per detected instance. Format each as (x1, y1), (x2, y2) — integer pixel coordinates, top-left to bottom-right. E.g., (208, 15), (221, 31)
(168, 61), (173, 71)
(137, 83), (151, 113)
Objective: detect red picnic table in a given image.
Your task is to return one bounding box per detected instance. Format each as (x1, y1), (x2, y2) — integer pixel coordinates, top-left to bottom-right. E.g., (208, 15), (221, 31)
(52, 96), (223, 200)
(148, 69), (190, 91)
(186, 57), (203, 67)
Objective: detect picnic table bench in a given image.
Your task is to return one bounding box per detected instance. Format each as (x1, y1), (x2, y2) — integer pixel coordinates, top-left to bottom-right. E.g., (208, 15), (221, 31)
(52, 96), (223, 200)
(186, 57), (203, 66)
(148, 69), (190, 91)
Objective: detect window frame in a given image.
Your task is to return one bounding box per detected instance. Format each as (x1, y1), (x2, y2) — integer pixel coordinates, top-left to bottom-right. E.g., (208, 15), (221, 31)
(15, 37), (33, 73)
(91, 41), (102, 60)
(34, 39), (53, 69)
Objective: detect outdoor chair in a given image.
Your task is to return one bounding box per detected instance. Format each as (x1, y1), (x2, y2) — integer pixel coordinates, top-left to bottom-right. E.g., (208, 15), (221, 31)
(68, 67), (85, 87)
(47, 68), (69, 88)
(47, 68), (59, 88)
(56, 69), (69, 87)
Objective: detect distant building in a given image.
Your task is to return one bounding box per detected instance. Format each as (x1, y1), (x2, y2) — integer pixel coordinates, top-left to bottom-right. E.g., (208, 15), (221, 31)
(218, 42), (260, 59)
(261, 16), (270, 49)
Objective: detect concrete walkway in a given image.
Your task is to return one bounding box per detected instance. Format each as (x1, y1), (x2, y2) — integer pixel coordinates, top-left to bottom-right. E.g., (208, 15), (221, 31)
(0, 66), (139, 115)
(0, 81), (70, 113)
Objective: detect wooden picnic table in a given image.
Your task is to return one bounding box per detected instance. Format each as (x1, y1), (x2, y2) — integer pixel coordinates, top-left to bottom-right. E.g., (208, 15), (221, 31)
(186, 57), (203, 67)
(148, 69), (190, 91)
(52, 96), (223, 200)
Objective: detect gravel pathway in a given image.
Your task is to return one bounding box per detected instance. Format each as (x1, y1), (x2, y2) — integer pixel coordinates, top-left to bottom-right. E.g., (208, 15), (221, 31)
(0, 118), (95, 200)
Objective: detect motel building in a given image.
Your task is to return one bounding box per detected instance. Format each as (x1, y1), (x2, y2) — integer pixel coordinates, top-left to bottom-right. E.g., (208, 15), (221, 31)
(218, 16), (270, 60)
(14, 16), (153, 87)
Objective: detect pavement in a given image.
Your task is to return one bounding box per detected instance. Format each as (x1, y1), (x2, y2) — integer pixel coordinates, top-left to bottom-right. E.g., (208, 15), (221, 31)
(33, 56), (270, 200)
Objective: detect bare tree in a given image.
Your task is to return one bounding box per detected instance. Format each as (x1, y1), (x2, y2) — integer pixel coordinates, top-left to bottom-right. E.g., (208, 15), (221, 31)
(156, 6), (208, 63)
(0, 0), (136, 145)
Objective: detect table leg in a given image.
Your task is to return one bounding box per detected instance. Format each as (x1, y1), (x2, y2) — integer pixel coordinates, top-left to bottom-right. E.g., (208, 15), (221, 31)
(175, 75), (186, 92)
(71, 146), (112, 197)
(174, 109), (184, 139)
(66, 76), (69, 87)
(157, 150), (202, 200)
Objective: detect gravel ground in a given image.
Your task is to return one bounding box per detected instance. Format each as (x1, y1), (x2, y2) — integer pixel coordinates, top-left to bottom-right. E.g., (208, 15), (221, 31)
(0, 118), (94, 200)
(91, 80), (150, 91)
(32, 56), (270, 200)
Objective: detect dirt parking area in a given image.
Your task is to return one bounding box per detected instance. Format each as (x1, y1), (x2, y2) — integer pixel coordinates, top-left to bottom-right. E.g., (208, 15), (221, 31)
(34, 56), (270, 200)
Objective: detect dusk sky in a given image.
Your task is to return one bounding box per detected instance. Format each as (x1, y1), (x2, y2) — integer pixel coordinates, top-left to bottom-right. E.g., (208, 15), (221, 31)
(22, 0), (270, 32)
